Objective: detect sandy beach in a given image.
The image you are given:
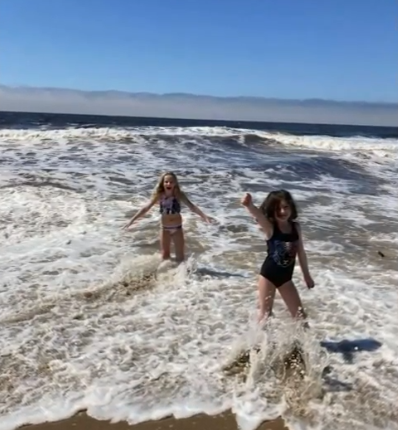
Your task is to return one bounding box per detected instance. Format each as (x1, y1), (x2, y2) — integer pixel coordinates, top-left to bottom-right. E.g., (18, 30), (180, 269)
(23, 412), (286, 430)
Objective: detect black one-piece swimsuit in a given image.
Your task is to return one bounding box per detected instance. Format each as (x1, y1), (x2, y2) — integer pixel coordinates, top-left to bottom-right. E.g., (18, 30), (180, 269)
(260, 222), (299, 288)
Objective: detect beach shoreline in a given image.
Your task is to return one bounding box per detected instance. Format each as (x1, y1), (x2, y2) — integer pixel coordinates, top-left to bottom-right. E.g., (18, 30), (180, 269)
(21, 411), (287, 430)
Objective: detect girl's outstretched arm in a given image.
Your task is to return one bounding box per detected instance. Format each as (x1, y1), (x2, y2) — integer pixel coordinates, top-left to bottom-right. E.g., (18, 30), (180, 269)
(123, 196), (158, 229)
(241, 193), (273, 239)
(181, 192), (212, 223)
(296, 223), (315, 289)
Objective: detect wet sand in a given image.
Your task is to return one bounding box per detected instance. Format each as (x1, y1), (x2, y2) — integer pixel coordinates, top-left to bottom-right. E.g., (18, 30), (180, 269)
(23, 411), (287, 430)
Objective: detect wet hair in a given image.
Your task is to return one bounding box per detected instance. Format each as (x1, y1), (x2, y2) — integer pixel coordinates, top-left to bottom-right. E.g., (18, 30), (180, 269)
(151, 171), (183, 201)
(259, 189), (298, 222)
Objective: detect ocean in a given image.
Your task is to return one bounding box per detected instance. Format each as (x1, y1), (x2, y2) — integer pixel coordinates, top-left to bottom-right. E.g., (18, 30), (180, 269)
(0, 111), (397, 430)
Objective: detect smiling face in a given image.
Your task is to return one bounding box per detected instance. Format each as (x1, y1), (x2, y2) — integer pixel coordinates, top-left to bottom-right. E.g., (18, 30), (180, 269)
(163, 174), (176, 194)
(153, 171), (181, 201)
(259, 190), (298, 224)
(275, 200), (292, 222)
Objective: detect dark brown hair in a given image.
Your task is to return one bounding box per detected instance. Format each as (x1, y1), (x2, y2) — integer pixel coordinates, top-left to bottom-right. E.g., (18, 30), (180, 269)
(259, 189), (298, 222)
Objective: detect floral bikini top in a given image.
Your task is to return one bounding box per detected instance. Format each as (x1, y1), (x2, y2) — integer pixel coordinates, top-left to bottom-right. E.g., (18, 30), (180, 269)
(159, 194), (181, 215)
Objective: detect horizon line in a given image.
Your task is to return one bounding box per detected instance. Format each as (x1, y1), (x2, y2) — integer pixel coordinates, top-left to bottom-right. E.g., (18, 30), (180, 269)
(1, 84), (397, 107)
(1, 84), (397, 127)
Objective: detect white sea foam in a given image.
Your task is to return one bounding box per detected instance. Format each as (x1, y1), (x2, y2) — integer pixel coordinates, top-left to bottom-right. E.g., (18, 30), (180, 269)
(0, 125), (397, 151)
(0, 126), (398, 430)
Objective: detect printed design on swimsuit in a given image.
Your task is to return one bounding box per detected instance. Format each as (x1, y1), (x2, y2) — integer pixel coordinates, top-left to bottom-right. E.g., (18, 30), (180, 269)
(271, 239), (297, 268)
(160, 196), (181, 215)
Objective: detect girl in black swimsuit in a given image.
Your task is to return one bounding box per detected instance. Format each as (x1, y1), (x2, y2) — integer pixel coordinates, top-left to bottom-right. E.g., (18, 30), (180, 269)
(123, 171), (212, 262)
(241, 190), (314, 324)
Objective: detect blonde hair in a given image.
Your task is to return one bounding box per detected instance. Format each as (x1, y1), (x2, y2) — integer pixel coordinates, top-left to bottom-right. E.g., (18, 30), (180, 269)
(151, 171), (183, 201)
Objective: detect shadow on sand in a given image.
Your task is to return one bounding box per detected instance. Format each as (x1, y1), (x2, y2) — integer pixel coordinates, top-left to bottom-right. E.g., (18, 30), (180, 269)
(320, 338), (382, 392)
(193, 267), (246, 279)
(320, 338), (382, 364)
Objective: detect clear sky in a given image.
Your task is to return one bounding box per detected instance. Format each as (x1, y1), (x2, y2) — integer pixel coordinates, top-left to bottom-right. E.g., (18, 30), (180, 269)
(1, 0), (397, 103)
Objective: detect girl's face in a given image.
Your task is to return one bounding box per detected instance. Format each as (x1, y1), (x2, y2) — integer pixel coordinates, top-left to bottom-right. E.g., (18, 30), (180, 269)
(163, 175), (175, 193)
(275, 200), (291, 221)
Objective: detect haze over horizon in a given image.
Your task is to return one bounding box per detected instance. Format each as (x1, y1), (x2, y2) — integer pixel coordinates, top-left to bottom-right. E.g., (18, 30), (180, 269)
(1, 84), (397, 127)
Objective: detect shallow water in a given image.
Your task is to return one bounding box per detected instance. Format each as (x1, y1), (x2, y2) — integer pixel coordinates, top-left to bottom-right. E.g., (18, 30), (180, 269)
(0, 117), (398, 430)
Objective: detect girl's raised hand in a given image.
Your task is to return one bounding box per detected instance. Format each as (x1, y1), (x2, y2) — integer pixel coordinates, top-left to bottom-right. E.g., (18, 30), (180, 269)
(240, 193), (252, 207)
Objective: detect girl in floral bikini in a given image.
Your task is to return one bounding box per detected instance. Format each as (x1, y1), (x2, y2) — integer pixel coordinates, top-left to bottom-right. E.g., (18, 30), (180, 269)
(123, 171), (212, 262)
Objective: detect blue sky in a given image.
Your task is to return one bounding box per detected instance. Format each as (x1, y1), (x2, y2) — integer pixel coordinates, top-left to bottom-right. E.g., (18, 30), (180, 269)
(1, 0), (397, 102)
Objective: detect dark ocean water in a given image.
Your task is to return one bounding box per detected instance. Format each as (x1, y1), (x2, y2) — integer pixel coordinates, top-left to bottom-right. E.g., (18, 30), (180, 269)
(1, 110), (397, 138)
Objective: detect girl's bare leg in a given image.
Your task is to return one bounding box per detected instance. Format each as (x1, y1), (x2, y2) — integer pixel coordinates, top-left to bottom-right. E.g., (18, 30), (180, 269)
(172, 229), (185, 262)
(277, 281), (309, 328)
(258, 275), (276, 323)
(160, 229), (171, 260)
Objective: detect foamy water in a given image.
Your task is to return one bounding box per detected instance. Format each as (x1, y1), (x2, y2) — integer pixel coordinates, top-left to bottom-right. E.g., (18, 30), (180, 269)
(0, 123), (398, 430)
